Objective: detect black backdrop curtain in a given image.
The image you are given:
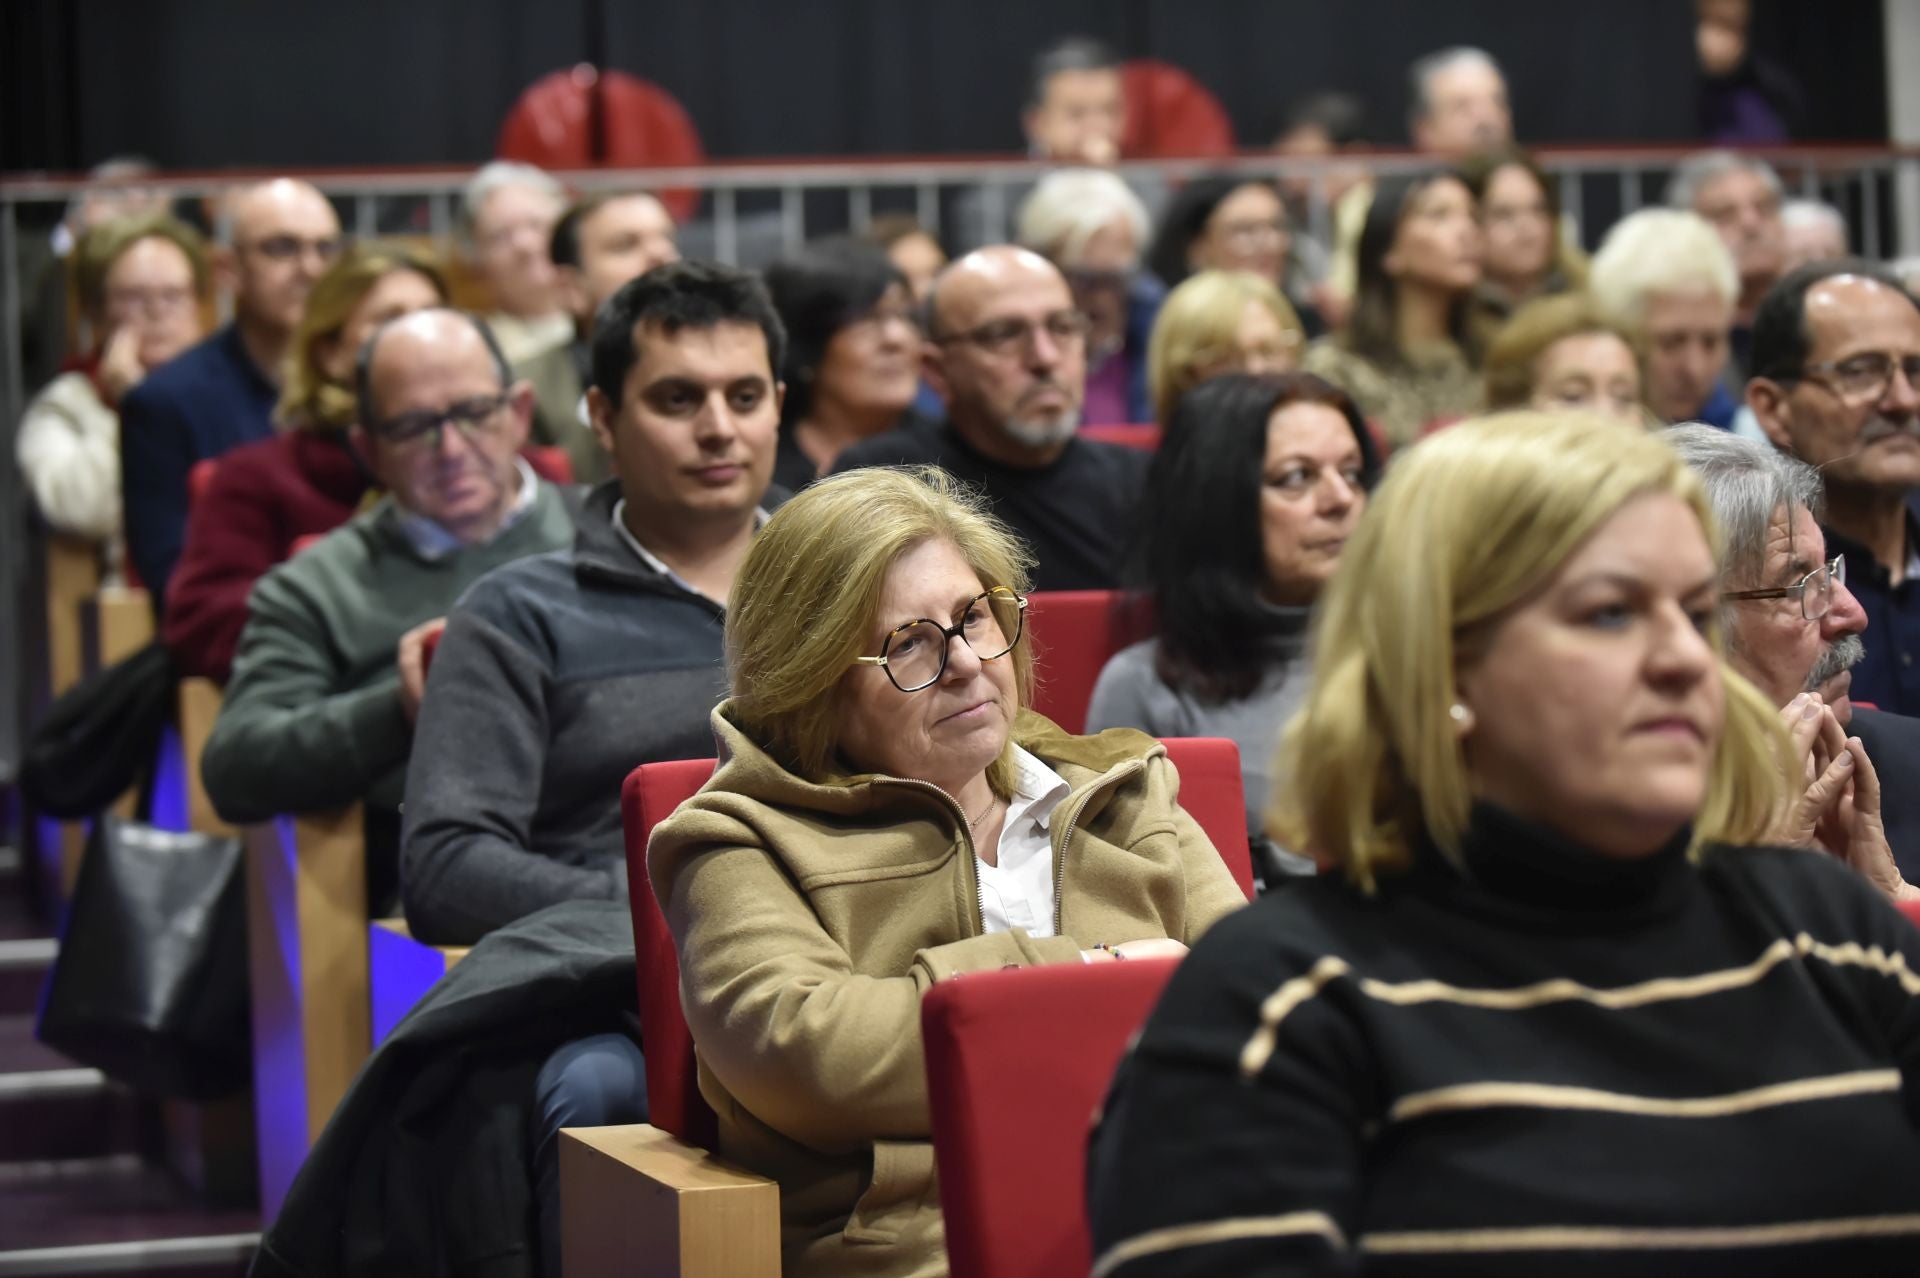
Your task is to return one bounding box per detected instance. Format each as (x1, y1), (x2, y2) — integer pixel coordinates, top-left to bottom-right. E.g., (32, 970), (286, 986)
(0, 0), (1888, 177)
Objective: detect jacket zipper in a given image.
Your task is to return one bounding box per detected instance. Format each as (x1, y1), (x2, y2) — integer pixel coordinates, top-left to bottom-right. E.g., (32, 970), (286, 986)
(875, 776), (987, 936)
(1051, 758), (1148, 936)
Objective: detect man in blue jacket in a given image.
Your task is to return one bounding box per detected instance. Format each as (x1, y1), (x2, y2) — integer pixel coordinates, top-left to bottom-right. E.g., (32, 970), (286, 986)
(120, 177), (339, 603)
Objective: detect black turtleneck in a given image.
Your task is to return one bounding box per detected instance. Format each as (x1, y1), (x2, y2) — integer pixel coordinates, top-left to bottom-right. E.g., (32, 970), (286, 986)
(1088, 805), (1920, 1276)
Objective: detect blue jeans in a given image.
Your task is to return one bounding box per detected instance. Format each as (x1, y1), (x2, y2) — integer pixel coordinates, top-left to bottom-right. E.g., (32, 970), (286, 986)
(531, 1031), (648, 1276)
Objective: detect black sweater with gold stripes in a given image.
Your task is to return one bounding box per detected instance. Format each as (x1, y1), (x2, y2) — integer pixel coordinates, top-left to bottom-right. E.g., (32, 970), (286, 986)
(1086, 804), (1920, 1277)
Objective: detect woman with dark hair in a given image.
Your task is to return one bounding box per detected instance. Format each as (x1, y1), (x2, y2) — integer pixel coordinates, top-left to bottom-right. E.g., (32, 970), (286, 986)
(1148, 175), (1328, 337)
(1302, 172), (1484, 448)
(1086, 372), (1378, 878)
(763, 239), (924, 490)
(1458, 146), (1589, 348)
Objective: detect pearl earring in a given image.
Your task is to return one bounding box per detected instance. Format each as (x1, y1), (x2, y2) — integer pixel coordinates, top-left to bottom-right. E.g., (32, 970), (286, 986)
(1449, 703), (1470, 724)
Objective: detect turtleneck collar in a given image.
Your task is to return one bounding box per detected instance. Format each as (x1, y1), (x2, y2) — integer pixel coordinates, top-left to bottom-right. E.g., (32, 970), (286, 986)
(1410, 802), (1695, 925)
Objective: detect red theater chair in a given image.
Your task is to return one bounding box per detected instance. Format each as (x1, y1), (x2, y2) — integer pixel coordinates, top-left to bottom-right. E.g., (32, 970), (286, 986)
(922, 956), (1182, 1278)
(1079, 422), (1162, 451)
(1900, 899), (1920, 929)
(1024, 590), (1157, 734)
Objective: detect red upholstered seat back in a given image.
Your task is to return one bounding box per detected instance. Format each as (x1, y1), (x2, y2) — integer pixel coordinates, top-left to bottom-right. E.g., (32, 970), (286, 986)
(1024, 590), (1157, 734)
(496, 67), (706, 222)
(1160, 737), (1255, 900)
(1119, 60), (1235, 158)
(1078, 423), (1161, 452)
(620, 758), (720, 1147)
(188, 458), (219, 507)
(923, 957), (1182, 1278)
(1900, 898), (1920, 929)
(523, 445), (574, 484)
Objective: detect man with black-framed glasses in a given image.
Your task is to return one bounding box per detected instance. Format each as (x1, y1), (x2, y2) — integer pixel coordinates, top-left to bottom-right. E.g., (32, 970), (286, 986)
(1748, 258), (1920, 717)
(122, 178), (343, 603)
(202, 309), (578, 884)
(832, 245), (1149, 590)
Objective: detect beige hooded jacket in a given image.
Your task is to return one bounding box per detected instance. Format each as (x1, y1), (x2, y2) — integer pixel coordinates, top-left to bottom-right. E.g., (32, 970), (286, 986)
(647, 702), (1247, 1278)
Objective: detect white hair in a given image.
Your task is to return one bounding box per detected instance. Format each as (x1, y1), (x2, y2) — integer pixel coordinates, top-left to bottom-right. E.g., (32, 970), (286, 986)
(1781, 198), (1847, 241)
(1407, 46), (1504, 122)
(1666, 150), (1783, 212)
(460, 161), (565, 239)
(1588, 208), (1740, 329)
(1014, 168), (1149, 268)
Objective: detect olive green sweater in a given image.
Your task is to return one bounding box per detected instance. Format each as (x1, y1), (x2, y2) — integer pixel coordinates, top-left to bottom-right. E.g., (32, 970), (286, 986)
(648, 703), (1248, 1278)
(202, 483), (577, 827)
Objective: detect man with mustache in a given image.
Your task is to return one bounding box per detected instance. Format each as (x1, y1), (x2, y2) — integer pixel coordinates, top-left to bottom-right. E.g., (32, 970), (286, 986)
(1666, 423), (1920, 881)
(1748, 259), (1920, 719)
(831, 245), (1149, 590)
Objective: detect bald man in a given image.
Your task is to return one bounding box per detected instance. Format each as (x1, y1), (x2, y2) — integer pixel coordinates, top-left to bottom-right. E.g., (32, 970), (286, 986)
(122, 178), (343, 601)
(202, 309), (578, 890)
(832, 246), (1149, 590)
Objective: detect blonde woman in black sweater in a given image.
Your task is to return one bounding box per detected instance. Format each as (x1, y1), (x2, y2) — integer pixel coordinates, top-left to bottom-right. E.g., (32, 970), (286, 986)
(1089, 411), (1920, 1276)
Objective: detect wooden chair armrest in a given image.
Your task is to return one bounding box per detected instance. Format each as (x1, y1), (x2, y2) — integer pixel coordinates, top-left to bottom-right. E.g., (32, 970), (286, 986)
(561, 1124), (780, 1278)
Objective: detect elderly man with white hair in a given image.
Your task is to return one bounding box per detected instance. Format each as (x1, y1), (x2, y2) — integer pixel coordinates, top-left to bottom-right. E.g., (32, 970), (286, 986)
(460, 161), (570, 360)
(1590, 207), (1743, 429)
(1781, 197), (1849, 271)
(1016, 168), (1160, 423)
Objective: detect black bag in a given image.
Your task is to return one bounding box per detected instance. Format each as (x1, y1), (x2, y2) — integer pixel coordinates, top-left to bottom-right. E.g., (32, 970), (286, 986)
(21, 639), (175, 818)
(37, 815), (252, 1099)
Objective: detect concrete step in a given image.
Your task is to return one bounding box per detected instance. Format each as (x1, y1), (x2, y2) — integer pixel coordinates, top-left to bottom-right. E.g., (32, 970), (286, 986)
(0, 1156), (257, 1273)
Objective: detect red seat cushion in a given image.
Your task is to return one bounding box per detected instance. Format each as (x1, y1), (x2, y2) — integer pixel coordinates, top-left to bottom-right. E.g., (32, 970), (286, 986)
(923, 957), (1181, 1278)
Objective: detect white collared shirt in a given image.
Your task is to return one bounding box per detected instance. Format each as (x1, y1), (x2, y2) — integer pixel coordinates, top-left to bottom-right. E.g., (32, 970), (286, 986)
(609, 498), (770, 605)
(393, 456), (540, 561)
(976, 745), (1073, 938)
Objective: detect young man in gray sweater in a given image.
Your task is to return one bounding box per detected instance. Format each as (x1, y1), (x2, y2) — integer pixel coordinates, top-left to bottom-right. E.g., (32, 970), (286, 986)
(201, 308), (578, 889)
(397, 260), (787, 1275)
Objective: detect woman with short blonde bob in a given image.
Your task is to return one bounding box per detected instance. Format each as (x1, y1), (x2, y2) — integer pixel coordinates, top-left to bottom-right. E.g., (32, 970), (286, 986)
(1090, 414), (1920, 1276)
(1482, 292), (1646, 424)
(1146, 269), (1305, 428)
(650, 465), (1245, 1278)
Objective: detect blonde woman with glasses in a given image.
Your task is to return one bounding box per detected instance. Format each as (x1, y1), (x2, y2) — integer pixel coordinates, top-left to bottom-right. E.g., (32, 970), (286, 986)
(649, 465), (1246, 1278)
(1089, 412), (1920, 1276)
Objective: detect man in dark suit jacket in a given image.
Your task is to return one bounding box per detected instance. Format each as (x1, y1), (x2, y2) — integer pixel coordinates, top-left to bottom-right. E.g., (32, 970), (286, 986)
(1666, 424), (1920, 882)
(120, 179), (340, 603)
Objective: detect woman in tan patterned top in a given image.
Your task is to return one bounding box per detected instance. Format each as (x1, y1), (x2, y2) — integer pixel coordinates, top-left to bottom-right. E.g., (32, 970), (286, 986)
(1303, 173), (1484, 449)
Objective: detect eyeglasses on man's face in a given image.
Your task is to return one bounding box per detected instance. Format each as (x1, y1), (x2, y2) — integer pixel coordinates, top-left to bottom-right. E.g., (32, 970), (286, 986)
(1792, 352), (1920, 404)
(242, 235), (343, 265)
(852, 587), (1028, 692)
(933, 310), (1089, 359)
(1723, 554), (1846, 622)
(370, 391), (514, 453)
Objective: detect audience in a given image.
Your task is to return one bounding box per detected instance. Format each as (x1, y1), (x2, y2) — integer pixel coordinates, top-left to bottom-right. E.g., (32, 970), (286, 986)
(1781, 196), (1850, 270)
(400, 261), (786, 1276)
(1270, 91), (1371, 307)
(832, 246), (1149, 590)
(120, 178), (341, 604)
(163, 241), (450, 683)
(1088, 412), (1920, 1276)
(1482, 293), (1644, 422)
(763, 239), (924, 489)
(515, 191), (680, 484)
(1668, 149), (1787, 381)
(1017, 168), (1161, 424)
(17, 212), (208, 580)
(1146, 270), (1305, 427)
(1147, 176), (1324, 337)
(866, 214), (948, 306)
(1458, 146), (1587, 348)
(461, 161), (571, 361)
(201, 309), (578, 892)
(650, 464), (1245, 1278)
(1747, 259), (1920, 718)
(1666, 423), (1920, 880)
(1087, 373), (1377, 879)
(1302, 172), (1485, 447)
(1589, 208), (1742, 427)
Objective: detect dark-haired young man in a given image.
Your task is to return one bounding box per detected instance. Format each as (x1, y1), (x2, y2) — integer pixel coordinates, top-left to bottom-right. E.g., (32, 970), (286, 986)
(1748, 258), (1920, 716)
(512, 191), (679, 482)
(399, 260), (786, 1273)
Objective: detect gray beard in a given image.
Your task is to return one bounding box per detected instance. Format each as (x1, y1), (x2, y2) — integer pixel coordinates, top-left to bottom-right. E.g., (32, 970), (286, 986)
(1003, 411), (1080, 449)
(1806, 633), (1866, 690)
